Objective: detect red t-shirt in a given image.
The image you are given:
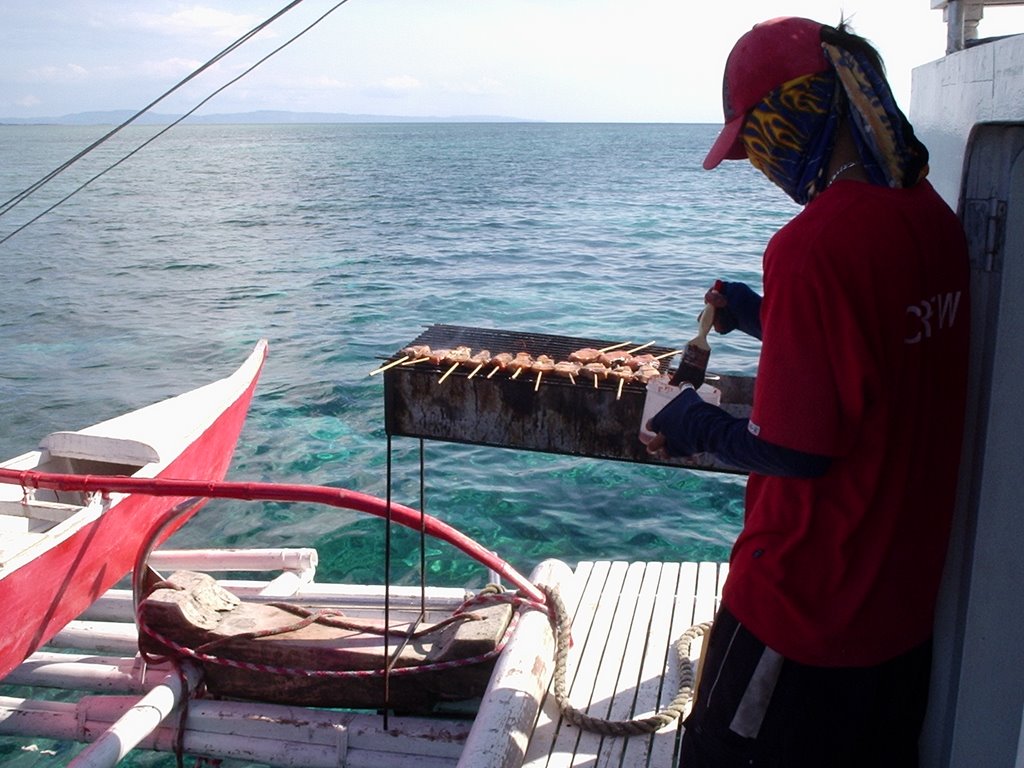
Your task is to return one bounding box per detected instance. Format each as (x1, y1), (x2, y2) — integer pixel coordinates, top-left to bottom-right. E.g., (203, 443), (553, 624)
(722, 179), (971, 667)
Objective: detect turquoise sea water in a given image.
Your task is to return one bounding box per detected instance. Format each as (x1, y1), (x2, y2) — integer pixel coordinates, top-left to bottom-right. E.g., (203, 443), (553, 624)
(0, 122), (791, 764)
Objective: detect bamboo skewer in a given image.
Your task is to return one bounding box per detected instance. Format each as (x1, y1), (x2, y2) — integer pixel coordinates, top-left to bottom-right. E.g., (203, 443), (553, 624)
(379, 340), (677, 392)
(625, 341), (656, 354)
(438, 362), (460, 384)
(368, 356), (408, 375)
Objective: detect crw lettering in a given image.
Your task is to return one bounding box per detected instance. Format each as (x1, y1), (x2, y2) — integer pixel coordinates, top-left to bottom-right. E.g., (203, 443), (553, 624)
(905, 291), (962, 344)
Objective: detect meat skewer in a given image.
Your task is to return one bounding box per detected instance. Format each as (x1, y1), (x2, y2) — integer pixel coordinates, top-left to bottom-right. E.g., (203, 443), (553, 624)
(598, 349), (633, 367)
(553, 360), (580, 385)
(368, 356), (408, 376)
(438, 346), (472, 383)
(402, 344), (432, 358)
(568, 347), (602, 364)
(508, 352), (534, 380)
(532, 355), (555, 391)
(465, 350), (491, 379)
(580, 362), (608, 388)
(634, 363), (662, 383)
(487, 352), (514, 378)
(608, 366), (634, 400)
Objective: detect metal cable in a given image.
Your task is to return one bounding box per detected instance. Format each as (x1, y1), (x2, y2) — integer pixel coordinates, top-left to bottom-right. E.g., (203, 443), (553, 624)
(1, 0), (352, 245)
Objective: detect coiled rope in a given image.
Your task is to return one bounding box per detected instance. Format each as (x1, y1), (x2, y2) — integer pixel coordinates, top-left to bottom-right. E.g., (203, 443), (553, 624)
(539, 584), (713, 736)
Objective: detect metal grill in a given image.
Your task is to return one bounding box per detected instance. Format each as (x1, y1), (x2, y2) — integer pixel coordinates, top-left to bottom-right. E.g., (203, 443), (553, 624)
(380, 324), (752, 471)
(378, 324), (682, 393)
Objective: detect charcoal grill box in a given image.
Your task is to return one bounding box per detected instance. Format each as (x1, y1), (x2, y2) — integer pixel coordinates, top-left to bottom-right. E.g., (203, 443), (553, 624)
(382, 325), (754, 472)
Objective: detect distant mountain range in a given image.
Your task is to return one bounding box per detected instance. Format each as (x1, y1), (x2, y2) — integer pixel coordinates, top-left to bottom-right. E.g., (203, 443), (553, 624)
(0, 110), (534, 126)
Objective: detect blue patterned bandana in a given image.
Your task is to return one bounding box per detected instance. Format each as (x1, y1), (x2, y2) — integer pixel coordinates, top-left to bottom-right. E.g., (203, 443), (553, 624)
(739, 43), (929, 205)
(740, 72), (840, 204)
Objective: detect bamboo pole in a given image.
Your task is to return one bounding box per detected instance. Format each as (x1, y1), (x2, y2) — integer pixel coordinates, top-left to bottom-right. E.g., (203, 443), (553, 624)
(148, 547), (318, 574)
(456, 558), (576, 768)
(66, 662), (203, 768)
(6, 652), (161, 694)
(48, 621), (138, 655)
(83, 580), (473, 623)
(0, 694), (470, 768)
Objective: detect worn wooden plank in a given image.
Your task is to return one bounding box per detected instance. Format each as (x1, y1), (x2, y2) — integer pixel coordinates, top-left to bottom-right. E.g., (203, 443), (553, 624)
(648, 561), (702, 768)
(137, 570), (510, 710)
(522, 560), (615, 767)
(568, 561), (649, 766)
(619, 562), (683, 768)
(455, 558), (576, 768)
(693, 562), (721, 624)
(592, 561), (665, 767)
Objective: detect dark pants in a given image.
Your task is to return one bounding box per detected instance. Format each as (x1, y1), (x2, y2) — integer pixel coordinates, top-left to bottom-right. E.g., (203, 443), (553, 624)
(679, 606), (932, 768)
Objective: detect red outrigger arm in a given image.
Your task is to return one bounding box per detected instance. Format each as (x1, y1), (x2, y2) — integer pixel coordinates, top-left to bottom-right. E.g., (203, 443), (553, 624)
(0, 469), (544, 603)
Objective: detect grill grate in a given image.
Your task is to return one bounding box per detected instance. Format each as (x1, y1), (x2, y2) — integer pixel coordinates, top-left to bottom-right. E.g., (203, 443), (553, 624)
(381, 324), (682, 393)
(380, 324), (751, 471)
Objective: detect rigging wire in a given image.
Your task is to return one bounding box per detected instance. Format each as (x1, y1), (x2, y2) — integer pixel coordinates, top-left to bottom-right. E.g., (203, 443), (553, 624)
(0, 0), (352, 246)
(0, 0), (304, 220)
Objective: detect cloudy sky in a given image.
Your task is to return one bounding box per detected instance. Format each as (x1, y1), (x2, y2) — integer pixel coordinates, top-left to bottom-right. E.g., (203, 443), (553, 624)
(2, 1), (1021, 123)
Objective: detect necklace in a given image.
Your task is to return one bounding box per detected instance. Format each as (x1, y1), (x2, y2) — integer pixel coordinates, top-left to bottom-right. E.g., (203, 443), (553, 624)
(827, 160), (860, 187)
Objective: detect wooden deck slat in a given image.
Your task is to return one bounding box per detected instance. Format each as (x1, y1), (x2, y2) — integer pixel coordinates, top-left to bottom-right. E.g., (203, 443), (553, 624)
(648, 561), (702, 768)
(539, 561), (631, 768)
(522, 560), (608, 766)
(593, 561), (665, 768)
(516, 561), (725, 768)
(617, 561), (682, 768)
(568, 560), (649, 766)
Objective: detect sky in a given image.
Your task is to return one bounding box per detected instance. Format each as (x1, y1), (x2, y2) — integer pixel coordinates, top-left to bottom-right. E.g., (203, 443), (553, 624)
(1, 1), (1022, 123)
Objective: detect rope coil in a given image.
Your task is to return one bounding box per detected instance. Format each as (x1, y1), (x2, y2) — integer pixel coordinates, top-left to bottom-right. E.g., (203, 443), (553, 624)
(539, 583), (712, 736)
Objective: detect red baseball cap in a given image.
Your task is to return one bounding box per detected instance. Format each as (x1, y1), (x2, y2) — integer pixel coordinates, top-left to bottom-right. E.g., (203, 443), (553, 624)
(703, 17), (831, 170)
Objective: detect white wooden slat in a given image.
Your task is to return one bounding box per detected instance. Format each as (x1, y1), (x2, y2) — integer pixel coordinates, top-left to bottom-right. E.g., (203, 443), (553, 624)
(519, 559), (595, 767)
(541, 560), (632, 768)
(593, 561), (665, 768)
(648, 561), (701, 768)
(717, 563), (730, 608)
(522, 560), (613, 767)
(693, 562), (720, 624)
(571, 560), (650, 766)
(619, 561), (683, 768)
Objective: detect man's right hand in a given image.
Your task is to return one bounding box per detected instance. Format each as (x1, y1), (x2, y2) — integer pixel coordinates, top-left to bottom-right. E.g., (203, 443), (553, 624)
(705, 281), (763, 340)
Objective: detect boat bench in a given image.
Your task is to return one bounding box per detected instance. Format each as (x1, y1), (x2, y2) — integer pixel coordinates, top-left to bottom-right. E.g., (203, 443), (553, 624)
(0, 499), (82, 567)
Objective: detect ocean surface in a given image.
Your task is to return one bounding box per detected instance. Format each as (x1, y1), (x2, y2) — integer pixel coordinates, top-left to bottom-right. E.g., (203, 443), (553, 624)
(0, 122), (792, 764)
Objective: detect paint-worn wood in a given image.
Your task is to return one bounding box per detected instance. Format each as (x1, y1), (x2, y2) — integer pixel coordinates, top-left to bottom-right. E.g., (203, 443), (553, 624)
(456, 558), (576, 768)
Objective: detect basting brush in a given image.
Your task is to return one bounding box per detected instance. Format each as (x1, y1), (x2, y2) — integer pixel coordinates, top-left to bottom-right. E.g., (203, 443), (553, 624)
(670, 280), (721, 388)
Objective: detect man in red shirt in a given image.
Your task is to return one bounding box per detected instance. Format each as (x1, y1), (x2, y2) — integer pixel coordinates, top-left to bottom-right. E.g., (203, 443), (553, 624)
(645, 17), (970, 767)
